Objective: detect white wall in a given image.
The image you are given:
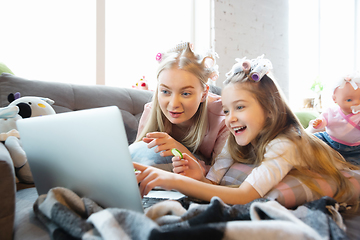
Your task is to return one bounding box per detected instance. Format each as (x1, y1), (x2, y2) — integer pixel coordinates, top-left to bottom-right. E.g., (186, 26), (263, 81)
(213, 0), (289, 98)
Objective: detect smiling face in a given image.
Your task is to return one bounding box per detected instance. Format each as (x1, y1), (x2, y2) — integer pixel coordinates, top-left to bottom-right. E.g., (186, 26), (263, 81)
(157, 68), (207, 128)
(333, 82), (360, 115)
(222, 82), (267, 147)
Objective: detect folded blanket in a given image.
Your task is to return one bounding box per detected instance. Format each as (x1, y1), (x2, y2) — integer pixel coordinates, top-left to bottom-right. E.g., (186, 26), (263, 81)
(33, 187), (349, 240)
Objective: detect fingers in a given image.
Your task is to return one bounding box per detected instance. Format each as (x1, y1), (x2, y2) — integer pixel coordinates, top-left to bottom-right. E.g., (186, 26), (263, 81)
(182, 153), (197, 164)
(143, 137), (166, 149)
(139, 174), (157, 196)
(313, 119), (322, 129)
(142, 137), (153, 143)
(182, 153), (206, 175)
(172, 156), (185, 164)
(133, 163), (156, 196)
(145, 132), (167, 138)
(133, 162), (170, 197)
(133, 162), (147, 172)
(159, 149), (173, 157)
(172, 156), (189, 174)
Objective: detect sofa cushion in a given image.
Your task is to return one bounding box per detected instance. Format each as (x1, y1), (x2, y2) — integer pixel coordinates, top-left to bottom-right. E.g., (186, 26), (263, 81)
(294, 111), (320, 128)
(0, 142), (16, 240)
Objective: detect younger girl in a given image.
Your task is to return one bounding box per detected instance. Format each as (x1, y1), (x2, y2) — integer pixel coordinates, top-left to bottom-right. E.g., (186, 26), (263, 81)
(129, 42), (229, 172)
(134, 56), (358, 206)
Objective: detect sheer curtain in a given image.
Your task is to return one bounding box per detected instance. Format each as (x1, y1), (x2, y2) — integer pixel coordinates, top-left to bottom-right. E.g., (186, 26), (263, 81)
(289, 0), (359, 110)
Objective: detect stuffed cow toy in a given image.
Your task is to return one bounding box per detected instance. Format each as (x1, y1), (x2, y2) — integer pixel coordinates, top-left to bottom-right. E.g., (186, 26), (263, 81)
(0, 92), (56, 183)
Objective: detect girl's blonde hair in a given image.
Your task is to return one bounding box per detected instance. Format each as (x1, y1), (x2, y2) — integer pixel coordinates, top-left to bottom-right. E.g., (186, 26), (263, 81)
(224, 71), (359, 206)
(135, 42), (217, 154)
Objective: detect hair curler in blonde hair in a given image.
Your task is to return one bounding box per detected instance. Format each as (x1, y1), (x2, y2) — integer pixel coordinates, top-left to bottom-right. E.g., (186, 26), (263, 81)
(168, 42), (194, 53)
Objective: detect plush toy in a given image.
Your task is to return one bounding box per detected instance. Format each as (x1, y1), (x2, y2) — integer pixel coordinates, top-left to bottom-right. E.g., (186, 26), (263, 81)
(7, 92), (56, 118)
(132, 76), (149, 90)
(0, 106), (21, 141)
(0, 92), (56, 183)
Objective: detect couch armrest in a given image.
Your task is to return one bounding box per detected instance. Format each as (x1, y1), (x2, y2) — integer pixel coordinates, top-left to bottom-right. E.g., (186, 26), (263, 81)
(0, 142), (16, 240)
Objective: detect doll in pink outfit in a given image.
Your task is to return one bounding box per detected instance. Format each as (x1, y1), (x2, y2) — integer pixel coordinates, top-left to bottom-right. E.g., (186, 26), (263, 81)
(307, 73), (360, 165)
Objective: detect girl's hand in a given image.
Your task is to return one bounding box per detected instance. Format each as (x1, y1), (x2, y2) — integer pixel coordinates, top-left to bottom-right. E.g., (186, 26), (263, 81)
(312, 119), (322, 129)
(142, 132), (192, 158)
(172, 153), (206, 181)
(133, 162), (177, 197)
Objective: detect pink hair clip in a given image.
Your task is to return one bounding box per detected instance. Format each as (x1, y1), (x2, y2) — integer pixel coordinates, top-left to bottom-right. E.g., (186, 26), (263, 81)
(156, 53), (163, 62)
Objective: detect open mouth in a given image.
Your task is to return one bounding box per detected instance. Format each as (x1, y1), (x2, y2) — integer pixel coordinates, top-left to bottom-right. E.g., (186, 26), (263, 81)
(233, 126), (246, 134)
(169, 111), (183, 118)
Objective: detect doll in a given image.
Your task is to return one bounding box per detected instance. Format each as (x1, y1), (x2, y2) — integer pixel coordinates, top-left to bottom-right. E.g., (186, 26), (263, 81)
(307, 73), (360, 165)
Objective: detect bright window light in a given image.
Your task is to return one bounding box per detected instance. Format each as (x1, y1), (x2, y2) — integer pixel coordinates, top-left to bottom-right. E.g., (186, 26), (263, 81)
(0, 0), (96, 84)
(1, 0), (210, 89)
(289, 0), (358, 110)
(105, 0), (192, 89)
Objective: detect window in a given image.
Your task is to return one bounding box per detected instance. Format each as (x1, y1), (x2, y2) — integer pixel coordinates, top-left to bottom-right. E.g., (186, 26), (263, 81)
(105, 0), (193, 89)
(1, 0), (96, 85)
(1, 0), (211, 89)
(289, 0), (359, 110)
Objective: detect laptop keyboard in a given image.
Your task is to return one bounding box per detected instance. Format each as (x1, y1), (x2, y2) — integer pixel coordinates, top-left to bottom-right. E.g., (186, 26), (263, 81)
(142, 196), (210, 210)
(142, 197), (169, 209)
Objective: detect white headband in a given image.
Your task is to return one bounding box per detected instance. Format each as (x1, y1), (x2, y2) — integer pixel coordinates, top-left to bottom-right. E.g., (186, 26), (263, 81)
(337, 73), (360, 91)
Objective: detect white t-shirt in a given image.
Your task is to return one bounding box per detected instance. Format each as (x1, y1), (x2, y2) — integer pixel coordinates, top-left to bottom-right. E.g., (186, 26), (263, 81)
(206, 137), (299, 197)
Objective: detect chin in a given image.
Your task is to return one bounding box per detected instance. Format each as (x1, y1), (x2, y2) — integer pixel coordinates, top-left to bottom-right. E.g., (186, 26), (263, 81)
(235, 139), (250, 146)
(167, 116), (184, 125)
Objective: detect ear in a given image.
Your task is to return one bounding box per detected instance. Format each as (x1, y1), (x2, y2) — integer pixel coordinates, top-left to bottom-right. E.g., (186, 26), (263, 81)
(332, 94), (337, 103)
(201, 85), (210, 102)
(7, 93), (15, 103)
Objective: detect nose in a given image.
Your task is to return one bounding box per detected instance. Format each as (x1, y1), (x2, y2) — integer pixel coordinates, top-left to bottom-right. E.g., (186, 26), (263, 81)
(226, 111), (237, 123)
(352, 99), (360, 107)
(169, 95), (180, 108)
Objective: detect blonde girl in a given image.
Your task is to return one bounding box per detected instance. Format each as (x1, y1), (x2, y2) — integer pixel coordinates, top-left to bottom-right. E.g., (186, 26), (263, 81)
(129, 42), (228, 172)
(133, 56), (358, 207)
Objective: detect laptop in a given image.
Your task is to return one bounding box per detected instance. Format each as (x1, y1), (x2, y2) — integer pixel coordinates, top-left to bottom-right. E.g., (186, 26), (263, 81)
(16, 106), (185, 213)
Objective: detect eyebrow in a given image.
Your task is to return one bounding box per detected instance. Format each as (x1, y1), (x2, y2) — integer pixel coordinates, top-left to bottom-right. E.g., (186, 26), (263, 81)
(232, 99), (247, 104)
(222, 99), (247, 108)
(159, 84), (195, 90)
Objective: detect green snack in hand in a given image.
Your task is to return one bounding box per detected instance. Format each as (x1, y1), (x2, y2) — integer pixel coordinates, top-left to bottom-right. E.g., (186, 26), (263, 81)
(171, 148), (183, 158)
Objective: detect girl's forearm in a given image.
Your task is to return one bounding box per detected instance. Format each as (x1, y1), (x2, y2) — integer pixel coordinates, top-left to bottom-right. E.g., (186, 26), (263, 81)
(171, 174), (260, 205)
